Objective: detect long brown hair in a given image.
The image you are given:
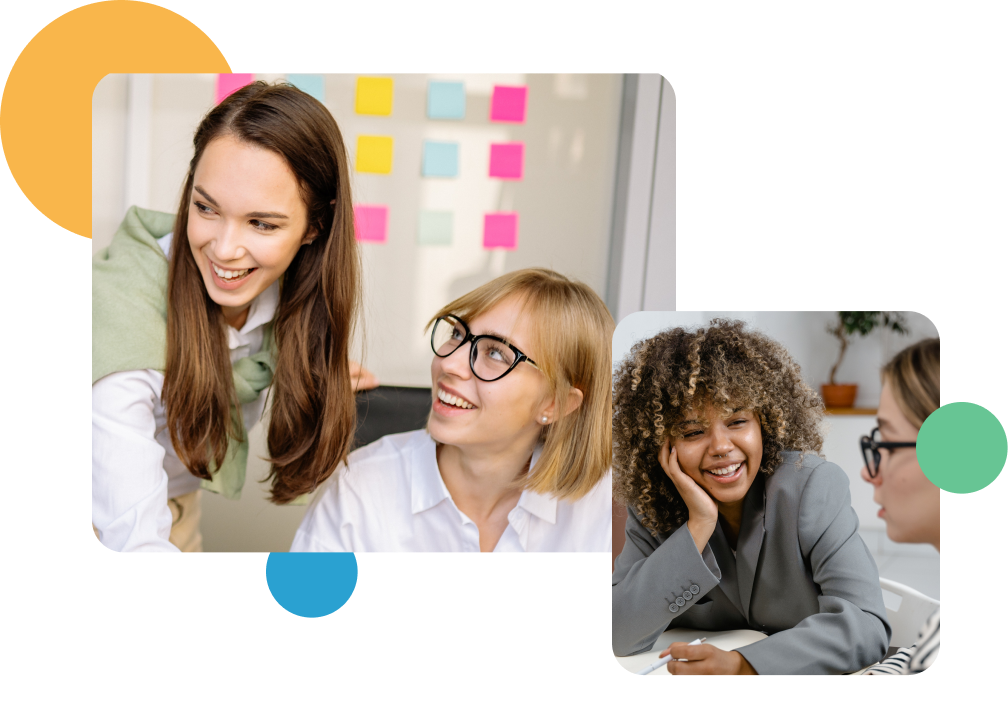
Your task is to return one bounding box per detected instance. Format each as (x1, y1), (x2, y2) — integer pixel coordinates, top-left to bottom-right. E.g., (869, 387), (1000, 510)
(162, 82), (361, 504)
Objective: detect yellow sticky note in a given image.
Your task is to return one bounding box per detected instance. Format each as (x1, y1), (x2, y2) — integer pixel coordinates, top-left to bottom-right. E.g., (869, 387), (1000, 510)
(356, 136), (394, 174)
(355, 77), (394, 116)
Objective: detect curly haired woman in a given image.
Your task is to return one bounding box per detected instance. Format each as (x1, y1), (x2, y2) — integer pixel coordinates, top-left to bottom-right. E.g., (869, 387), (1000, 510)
(611, 319), (890, 674)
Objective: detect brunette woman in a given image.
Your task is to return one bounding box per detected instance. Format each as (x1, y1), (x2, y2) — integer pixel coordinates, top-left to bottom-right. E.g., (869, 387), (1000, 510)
(611, 320), (890, 674)
(92, 82), (374, 551)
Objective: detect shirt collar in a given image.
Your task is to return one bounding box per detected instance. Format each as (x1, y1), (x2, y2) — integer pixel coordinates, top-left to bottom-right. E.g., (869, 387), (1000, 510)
(514, 444), (557, 524)
(240, 281), (279, 335)
(411, 433), (452, 514)
(410, 436), (557, 524)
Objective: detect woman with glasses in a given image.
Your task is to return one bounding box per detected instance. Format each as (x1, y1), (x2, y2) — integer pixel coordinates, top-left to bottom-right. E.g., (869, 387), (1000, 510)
(611, 320), (889, 674)
(862, 338), (940, 674)
(292, 268), (615, 552)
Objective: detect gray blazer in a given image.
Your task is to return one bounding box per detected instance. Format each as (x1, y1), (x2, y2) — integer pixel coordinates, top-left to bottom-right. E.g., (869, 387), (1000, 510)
(612, 452), (891, 674)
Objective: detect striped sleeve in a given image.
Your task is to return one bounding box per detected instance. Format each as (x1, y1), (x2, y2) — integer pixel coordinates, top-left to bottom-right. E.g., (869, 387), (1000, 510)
(864, 647), (914, 674)
(864, 610), (939, 675)
(911, 605), (939, 673)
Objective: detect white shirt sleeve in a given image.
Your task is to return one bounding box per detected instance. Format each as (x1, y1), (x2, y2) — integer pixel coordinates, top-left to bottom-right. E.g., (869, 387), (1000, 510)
(92, 370), (178, 552)
(290, 467), (362, 552)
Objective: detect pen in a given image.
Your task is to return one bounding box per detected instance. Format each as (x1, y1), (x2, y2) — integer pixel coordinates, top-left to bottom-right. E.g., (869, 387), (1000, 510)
(636, 637), (707, 675)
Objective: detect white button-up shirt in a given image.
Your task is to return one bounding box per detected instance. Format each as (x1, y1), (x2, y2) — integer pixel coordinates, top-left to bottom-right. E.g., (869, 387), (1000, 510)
(291, 430), (613, 552)
(92, 233), (279, 552)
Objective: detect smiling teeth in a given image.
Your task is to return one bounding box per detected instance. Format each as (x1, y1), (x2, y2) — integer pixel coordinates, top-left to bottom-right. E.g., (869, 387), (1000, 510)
(709, 463), (742, 476)
(437, 389), (474, 409)
(212, 262), (251, 280)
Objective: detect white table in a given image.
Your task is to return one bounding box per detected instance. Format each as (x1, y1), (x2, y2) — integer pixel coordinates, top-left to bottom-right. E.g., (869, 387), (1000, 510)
(615, 627), (768, 676)
(615, 628), (886, 675)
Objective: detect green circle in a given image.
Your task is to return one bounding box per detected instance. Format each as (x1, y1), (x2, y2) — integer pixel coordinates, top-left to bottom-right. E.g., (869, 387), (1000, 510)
(918, 402), (1007, 494)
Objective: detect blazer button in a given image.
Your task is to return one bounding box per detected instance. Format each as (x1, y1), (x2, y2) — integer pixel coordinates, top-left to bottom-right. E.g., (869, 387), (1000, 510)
(675, 597), (686, 607)
(669, 604), (679, 613)
(690, 584), (700, 595)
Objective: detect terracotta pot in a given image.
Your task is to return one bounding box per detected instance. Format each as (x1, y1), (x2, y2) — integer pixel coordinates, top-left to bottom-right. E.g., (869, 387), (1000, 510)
(821, 383), (858, 408)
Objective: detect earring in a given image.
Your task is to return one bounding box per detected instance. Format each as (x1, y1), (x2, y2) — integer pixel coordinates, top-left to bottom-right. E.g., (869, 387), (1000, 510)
(541, 416), (549, 424)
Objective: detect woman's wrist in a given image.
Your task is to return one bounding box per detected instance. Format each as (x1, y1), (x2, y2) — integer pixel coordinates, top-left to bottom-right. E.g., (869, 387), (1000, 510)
(686, 517), (716, 553)
(732, 651), (757, 675)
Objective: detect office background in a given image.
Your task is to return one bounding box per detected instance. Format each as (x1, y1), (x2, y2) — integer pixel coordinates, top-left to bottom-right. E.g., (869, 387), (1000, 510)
(612, 311), (940, 600)
(92, 73), (675, 550)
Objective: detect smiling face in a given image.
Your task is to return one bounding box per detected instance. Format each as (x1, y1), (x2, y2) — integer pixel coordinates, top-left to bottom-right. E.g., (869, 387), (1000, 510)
(862, 381), (940, 548)
(428, 295), (552, 454)
(187, 134), (315, 328)
(672, 405), (763, 509)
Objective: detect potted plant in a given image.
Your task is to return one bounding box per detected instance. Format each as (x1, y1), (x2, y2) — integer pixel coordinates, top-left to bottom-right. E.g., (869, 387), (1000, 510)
(823, 312), (908, 408)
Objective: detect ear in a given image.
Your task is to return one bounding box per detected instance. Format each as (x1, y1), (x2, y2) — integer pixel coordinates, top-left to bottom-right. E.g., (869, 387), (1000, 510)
(539, 387), (584, 425)
(564, 387), (584, 416)
(302, 225), (319, 246)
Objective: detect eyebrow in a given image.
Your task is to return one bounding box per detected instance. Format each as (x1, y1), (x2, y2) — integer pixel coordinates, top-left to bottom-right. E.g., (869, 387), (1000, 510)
(477, 328), (517, 346)
(193, 186), (290, 220)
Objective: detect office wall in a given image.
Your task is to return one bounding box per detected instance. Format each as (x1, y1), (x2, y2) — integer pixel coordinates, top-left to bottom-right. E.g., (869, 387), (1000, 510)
(614, 310), (938, 409)
(608, 75), (676, 321)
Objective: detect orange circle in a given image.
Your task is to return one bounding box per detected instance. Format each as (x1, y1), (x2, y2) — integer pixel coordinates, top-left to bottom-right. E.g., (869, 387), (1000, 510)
(1, 1), (229, 238)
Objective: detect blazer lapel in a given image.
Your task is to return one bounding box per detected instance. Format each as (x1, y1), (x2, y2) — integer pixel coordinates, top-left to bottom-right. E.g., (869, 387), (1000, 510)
(736, 474), (766, 623)
(708, 522), (745, 619)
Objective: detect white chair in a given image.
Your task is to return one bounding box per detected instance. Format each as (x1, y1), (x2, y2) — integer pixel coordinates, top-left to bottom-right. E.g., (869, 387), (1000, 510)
(879, 577), (940, 648)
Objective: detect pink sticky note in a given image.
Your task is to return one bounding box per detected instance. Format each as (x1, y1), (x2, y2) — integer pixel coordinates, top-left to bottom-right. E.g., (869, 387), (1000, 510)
(354, 205), (388, 243)
(489, 142), (525, 179)
(483, 212), (518, 250)
(215, 74), (254, 104)
(489, 85), (528, 123)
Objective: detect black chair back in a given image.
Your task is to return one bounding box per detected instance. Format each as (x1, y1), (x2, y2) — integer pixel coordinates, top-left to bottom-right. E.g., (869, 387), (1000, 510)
(353, 386), (433, 449)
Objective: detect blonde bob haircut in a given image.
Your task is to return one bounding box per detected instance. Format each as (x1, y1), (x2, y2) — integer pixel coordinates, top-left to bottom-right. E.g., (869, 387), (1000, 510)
(426, 268), (614, 500)
(881, 337), (940, 429)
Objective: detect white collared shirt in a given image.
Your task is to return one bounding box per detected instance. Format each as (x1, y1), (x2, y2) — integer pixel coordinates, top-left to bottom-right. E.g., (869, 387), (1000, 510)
(92, 233), (279, 552)
(291, 430), (613, 552)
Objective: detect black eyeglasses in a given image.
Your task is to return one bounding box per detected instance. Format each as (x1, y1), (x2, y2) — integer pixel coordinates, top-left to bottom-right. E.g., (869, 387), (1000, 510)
(860, 427), (917, 478)
(430, 315), (540, 382)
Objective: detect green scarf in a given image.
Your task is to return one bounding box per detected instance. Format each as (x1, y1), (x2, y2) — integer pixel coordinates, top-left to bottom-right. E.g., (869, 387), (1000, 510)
(92, 206), (276, 500)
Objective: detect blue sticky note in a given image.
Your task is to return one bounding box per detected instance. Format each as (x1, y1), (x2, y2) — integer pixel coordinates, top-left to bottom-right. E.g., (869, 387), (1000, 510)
(422, 141), (459, 178)
(427, 81), (466, 120)
(288, 74), (325, 103)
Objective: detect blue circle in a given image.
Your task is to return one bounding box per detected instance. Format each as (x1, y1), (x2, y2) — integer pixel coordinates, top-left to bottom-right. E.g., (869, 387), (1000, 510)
(265, 552), (358, 618)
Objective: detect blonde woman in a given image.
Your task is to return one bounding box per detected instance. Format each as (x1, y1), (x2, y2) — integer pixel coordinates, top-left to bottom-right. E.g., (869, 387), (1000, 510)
(292, 268), (614, 552)
(863, 338), (940, 674)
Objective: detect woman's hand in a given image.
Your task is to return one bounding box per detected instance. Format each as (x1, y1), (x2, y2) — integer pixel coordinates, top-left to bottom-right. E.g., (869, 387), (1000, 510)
(349, 362), (379, 392)
(659, 439), (719, 553)
(658, 643), (757, 675)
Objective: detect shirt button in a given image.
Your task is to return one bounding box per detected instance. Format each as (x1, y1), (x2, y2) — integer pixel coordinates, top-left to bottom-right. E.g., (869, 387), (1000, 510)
(683, 590), (693, 601)
(669, 604), (679, 613)
(690, 584), (700, 594)
(675, 597), (686, 607)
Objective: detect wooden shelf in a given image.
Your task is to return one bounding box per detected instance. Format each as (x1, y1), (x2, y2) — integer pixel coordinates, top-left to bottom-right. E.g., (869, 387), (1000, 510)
(825, 407), (877, 416)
